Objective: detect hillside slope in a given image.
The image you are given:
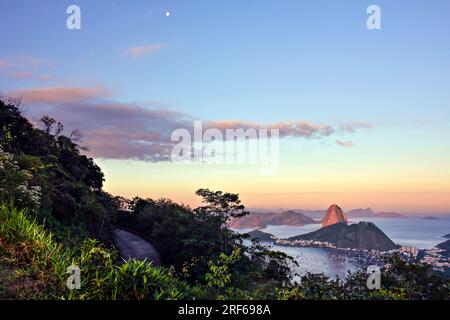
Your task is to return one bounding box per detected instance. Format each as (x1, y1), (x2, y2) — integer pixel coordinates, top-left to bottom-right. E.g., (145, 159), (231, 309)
(288, 222), (398, 251)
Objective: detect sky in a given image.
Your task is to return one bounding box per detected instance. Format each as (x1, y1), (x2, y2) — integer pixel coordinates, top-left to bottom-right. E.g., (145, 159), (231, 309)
(1, 0), (450, 214)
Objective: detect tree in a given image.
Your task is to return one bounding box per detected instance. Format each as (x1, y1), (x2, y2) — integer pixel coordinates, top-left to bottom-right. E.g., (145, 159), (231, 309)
(194, 188), (249, 254)
(39, 116), (63, 137)
(194, 188), (249, 225)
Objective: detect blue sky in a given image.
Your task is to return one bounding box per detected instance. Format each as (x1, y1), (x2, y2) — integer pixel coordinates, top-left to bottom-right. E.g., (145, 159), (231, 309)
(1, 0), (450, 212)
(2, 0), (450, 122)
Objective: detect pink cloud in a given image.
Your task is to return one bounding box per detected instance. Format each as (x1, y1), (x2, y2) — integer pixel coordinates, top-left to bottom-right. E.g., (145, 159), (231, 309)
(0, 60), (10, 68)
(10, 85), (113, 104)
(8, 71), (33, 79)
(340, 121), (373, 133)
(336, 140), (354, 147)
(40, 75), (53, 81)
(124, 44), (167, 59)
(207, 120), (334, 138)
(0, 56), (55, 69)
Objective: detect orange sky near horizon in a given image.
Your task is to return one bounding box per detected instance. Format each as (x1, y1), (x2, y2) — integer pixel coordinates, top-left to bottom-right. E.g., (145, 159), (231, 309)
(98, 159), (450, 215)
(105, 188), (450, 215)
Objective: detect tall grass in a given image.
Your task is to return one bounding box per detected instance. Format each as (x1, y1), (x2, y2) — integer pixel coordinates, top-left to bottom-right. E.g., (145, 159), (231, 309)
(0, 202), (194, 300)
(0, 202), (70, 298)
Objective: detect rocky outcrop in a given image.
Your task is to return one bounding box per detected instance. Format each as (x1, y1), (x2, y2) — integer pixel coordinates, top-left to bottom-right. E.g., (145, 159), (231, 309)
(246, 230), (276, 242)
(288, 222), (398, 251)
(322, 204), (347, 228)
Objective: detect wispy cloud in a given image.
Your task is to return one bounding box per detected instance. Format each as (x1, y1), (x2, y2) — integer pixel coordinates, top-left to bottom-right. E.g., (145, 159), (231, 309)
(336, 140), (354, 147)
(207, 120), (334, 138)
(340, 121), (373, 133)
(124, 44), (167, 59)
(0, 55), (55, 69)
(10, 85), (113, 104)
(0, 59), (10, 68)
(1, 56), (56, 81)
(40, 75), (53, 81)
(8, 71), (33, 79)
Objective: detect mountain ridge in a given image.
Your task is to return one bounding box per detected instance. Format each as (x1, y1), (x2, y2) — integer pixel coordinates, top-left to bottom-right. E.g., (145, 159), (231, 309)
(233, 210), (317, 229)
(288, 222), (399, 251)
(245, 207), (408, 221)
(346, 208), (407, 218)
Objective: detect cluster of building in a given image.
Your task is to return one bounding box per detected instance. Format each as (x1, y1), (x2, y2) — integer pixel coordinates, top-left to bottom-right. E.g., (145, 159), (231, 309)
(276, 238), (337, 249)
(275, 238), (395, 255)
(277, 238), (450, 276)
(399, 246), (419, 259)
(420, 247), (450, 273)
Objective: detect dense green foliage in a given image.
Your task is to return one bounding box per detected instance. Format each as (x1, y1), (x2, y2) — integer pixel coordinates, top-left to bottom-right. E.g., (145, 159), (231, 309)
(0, 97), (449, 300)
(0, 97), (115, 244)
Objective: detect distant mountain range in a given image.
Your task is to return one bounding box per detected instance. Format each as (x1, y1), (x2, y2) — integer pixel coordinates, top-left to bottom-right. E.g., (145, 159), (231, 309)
(295, 207), (407, 219)
(234, 207), (407, 229)
(422, 216), (440, 220)
(247, 207), (407, 219)
(232, 210), (317, 229)
(346, 208), (407, 219)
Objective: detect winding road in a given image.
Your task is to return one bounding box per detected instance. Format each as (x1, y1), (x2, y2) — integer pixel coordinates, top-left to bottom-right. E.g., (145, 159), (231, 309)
(113, 229), (162, 266)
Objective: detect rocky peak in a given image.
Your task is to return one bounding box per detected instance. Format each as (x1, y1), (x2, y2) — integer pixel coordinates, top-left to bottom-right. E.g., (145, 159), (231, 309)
(322, 204), (347, 228)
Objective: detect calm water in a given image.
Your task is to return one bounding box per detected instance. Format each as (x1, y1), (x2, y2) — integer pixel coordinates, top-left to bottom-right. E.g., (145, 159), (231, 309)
(347, 217), (450, 249)
(270, 244), (361, 280)
(237, 216), (450, 279)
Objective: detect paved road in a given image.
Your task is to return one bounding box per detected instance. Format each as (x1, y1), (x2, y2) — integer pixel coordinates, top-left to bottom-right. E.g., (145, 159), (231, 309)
(113, 229), (162, 266)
